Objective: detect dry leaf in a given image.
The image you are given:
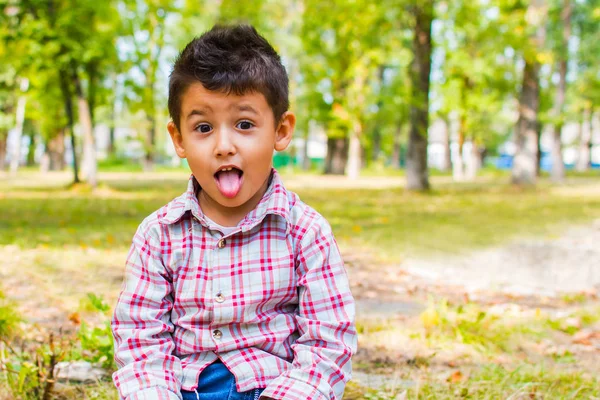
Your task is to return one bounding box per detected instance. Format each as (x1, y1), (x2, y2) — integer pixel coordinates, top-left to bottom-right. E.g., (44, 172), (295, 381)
(447, 370), (464, 383)
(573, 330), (600, 345)
(68, 312), (81, 325)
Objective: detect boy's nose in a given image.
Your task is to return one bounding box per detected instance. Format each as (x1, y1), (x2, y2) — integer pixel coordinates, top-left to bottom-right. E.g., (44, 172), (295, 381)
(214, 129), (237, 157)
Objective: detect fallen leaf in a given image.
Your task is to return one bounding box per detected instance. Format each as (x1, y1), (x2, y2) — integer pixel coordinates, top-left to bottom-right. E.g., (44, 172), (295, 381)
(573, 330), (600, 345)
(68, 312), (81, 325)
(447, 370), (464, 383)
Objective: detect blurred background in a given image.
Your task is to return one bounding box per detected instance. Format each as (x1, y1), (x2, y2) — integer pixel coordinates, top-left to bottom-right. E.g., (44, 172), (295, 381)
(1, 0), (600, 399)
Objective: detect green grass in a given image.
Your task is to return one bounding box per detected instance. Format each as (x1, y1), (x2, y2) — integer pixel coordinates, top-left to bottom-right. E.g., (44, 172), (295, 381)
(2, 170), (600, 398)
(2, 172), (600, 261)
(0, 290), (21, 341)
(301, 182), (600, 260)
(410, 365), (599, 399)
(344, 364), (600, 399)
(352, 298), (600, 398)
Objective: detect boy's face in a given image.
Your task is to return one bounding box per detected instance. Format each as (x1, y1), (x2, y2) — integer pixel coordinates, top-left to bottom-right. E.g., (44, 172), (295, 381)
(168, 83), (295, 220)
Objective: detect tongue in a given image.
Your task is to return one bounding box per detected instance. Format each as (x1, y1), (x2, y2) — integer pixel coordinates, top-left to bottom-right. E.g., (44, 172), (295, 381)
(216, 171), (242, 198)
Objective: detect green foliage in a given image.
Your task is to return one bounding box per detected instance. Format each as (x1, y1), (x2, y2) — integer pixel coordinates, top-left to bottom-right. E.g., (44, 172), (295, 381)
(347, 364), (600, 399)
(75, 294), (115, 371)
(419, 298), (546, 354)
(1, 333), (66, 400)
(407, 364), (600, 398)
(0, 290), (21, 341)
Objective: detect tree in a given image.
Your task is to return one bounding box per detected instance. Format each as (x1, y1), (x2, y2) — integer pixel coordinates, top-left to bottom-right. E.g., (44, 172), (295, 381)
(548, 0), (571, 182)
(120, 0), (178, 170)
(1, 0), (120, 185)
(511, 0), (548, 186)
(0, 63), (16, 171)
(569, 0), (600, 171)
(435, 0), (516, 181)
(301, 0), (390, 177)
(8, 77), (28, 175)
(406, 0), (434, 190)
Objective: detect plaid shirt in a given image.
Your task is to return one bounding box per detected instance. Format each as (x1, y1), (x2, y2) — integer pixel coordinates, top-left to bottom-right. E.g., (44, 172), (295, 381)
(112, 170), (357, 400)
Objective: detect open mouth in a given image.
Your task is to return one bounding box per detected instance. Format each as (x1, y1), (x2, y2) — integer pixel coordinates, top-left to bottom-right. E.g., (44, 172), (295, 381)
(214, 166), (244, 198)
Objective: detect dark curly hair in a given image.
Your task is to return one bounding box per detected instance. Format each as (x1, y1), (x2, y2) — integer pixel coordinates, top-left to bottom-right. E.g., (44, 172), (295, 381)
(168, 24), (289, 130)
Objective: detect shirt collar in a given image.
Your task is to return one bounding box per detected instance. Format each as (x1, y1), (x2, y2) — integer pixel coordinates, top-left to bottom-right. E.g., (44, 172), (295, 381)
(159, 168), (291, 231)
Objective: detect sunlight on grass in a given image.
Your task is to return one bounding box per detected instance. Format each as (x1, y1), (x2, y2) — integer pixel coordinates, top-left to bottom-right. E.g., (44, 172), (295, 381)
(2, 172), (600, 398)
(2, 172), (600, 261)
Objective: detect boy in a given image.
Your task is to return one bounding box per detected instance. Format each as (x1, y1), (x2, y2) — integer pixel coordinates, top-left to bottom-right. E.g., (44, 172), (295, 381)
(111, 25), (356, 400)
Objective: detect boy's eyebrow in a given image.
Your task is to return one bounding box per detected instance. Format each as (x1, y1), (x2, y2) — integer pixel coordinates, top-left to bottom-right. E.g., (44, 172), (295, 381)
(186, 107), (211, 119)
(232, 104), (259, 115)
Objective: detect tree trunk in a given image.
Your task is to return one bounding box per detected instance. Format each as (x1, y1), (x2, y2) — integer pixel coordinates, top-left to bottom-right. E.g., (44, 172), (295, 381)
(107, 73), (118, 156)
(347, 122), (362, 179)
(536, 122), (543, 177)
(392, 125), (403, 169)
(453, 113), (466, 181)
(372, 128), (382, 164)
(577, 106), (592, 171)
(324, 137), (348, 175)
(109, 106), (116, 155)
(48, 130), (66, 171)
(441, 116), (452, 172)
(590, 113), (595, 167)
(302, 128), (311, 170)
(74, 69), (97, 187)
(59, 69), (80, 184)
(550, 0), (571, 182)
(371, 66), (386, 164)
(26, 131), (36, 166)
(512, 0), (546, 185)
(143, 114), (156, 171)
(406, 1), (433, 191)
(0, 135), (7, 170)
(466, 140), (481, 180)
(9, 78), (29, 175)
(512, 61), (541, 185)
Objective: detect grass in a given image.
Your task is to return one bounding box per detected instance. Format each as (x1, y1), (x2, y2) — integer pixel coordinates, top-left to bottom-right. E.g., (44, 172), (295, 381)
(410, 365), (599, 399)
(0, 290), (21, 341)
(345, 365), (600, 399)
(2, 171), (600, 262)
(353, 298), (600, 398)
(2, 170), (600, 399)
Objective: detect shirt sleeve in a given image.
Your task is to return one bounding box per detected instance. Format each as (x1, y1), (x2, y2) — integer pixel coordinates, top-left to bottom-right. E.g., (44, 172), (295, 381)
(111, 222), (183, 400)
(261, 218), (357, 400)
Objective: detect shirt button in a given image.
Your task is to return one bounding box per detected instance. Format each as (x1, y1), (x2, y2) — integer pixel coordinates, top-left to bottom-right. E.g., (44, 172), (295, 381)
(217, 239), (226, 249)
(215, 292), (225, 303)
(212, 329), (223, 340)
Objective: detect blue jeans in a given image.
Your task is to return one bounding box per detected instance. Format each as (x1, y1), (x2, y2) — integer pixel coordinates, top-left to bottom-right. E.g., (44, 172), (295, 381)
(181, 361), (264, 400)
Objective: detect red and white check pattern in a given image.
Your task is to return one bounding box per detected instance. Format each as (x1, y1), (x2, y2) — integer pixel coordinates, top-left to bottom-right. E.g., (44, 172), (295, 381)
(112, 170), (356, 400)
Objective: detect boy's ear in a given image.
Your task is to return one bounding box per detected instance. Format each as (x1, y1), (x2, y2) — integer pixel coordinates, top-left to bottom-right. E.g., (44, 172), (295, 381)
(167, 121), (186, 158)
(274, 111), (295, 152)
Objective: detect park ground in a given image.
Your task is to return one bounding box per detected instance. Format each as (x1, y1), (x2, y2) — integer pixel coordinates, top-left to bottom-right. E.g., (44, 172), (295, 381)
(1, 168), (600, 399)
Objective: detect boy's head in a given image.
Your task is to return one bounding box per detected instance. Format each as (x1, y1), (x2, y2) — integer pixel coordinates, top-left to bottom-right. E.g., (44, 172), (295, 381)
(167, 25), (295, 224)
(168, 24), (289, 131)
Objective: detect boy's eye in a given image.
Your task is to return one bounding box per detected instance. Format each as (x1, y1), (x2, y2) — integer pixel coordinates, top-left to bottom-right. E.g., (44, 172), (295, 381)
(195, 123), (212, 133)
(236, 121), (254, 130)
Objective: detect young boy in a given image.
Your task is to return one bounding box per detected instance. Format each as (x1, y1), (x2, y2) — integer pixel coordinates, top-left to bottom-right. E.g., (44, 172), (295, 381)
(111, 25), (356, 400)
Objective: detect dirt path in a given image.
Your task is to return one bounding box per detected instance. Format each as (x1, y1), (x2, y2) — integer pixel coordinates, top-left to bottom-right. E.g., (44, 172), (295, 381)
(346, 220), (600, 391)
(401, 219), (600, 297)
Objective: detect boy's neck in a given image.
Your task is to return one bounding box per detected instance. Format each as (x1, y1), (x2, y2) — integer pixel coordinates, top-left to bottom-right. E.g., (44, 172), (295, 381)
(197, 175), (271, 227)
